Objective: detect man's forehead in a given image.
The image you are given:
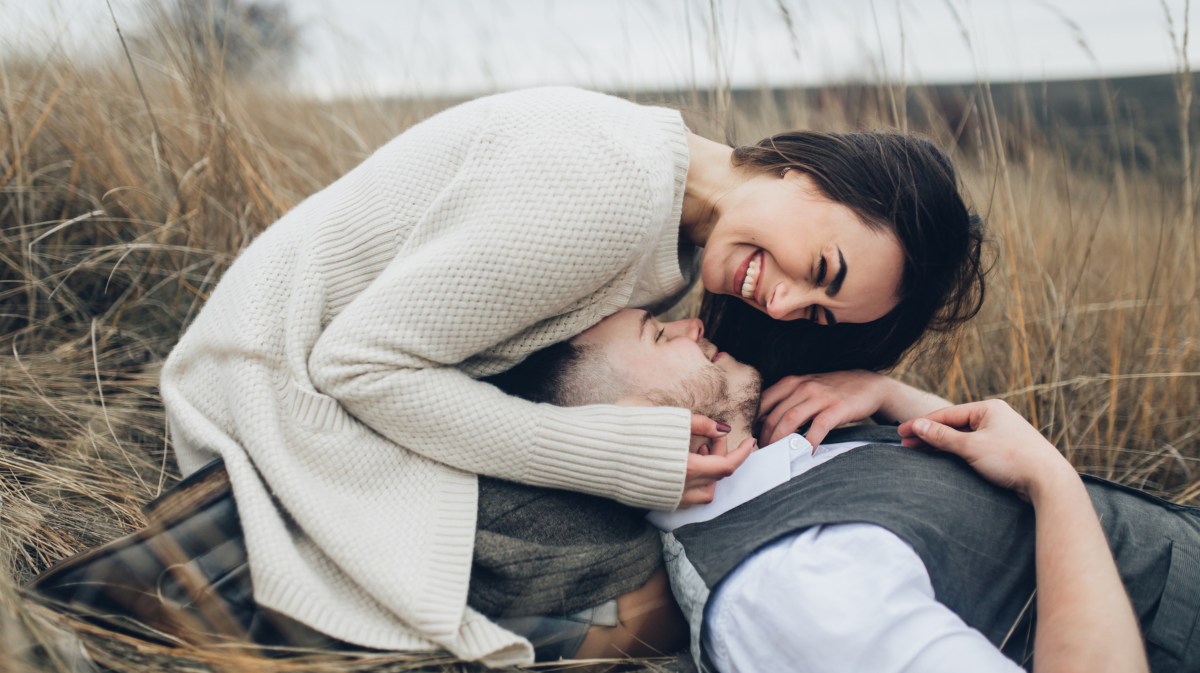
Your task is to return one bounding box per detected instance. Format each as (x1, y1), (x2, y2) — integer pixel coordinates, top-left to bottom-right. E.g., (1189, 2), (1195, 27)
(573, 309), (646, 345)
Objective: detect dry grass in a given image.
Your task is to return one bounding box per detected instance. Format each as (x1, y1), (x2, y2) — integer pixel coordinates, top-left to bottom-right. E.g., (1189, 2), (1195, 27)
(2, 5), (1199, 673)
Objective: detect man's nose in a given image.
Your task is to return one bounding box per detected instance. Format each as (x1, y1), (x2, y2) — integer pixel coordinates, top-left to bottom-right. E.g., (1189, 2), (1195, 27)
(663, 317), (704, 341)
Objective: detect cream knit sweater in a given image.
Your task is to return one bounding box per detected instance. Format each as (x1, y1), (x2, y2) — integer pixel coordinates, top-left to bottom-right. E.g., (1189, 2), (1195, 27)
(160, 87), (695, 665)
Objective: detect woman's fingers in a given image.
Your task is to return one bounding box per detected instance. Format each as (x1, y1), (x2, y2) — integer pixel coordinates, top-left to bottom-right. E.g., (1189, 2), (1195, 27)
(680, 438), (757, 507)
(680, 482), (718, 507)
(802, 408), (849, 449)
(760, 398), (825, 446)
(691, 413), (731, 439)
(757, 375), (807, 415)
(758, 371), (891, 447)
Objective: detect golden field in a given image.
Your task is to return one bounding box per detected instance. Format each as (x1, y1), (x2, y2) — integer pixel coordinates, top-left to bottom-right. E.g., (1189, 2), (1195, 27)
(1, 9), (1198, 672)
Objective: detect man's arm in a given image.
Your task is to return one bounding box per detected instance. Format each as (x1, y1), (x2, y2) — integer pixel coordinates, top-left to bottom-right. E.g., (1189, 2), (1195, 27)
(900, 400), (1149, 673)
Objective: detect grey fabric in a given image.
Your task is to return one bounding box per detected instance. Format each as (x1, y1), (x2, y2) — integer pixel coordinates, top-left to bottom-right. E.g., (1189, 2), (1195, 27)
(672, 430), (1200, 673)
(470, 476), (662, 617)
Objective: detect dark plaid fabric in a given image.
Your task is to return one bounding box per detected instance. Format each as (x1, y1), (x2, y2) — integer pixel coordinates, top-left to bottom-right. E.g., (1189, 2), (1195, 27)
(29, 459), (617, 661)
(29, 460), (342, 652)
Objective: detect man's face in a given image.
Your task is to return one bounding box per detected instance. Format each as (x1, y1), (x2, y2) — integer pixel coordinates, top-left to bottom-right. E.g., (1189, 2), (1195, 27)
(572, 309), (762, 427)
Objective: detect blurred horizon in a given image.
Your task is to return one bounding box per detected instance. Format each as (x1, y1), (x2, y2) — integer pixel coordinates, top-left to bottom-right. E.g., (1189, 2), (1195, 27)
(2, 0), (1197, 99)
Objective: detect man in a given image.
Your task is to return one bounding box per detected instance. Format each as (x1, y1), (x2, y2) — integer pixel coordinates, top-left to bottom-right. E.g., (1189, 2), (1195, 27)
(33, 309), (1183, 670)
(479, 308), (1185, 672)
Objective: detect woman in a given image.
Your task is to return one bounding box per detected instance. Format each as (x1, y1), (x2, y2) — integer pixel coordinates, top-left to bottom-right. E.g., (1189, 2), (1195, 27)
(157, 86), (984, 665)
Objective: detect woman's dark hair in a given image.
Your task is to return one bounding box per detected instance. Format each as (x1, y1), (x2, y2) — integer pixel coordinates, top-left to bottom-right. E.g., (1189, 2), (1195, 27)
(701, 131), (987, 387)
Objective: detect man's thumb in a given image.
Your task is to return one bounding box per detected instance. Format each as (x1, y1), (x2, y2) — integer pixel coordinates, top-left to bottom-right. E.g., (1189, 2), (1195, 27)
(912, 418), (964, 452)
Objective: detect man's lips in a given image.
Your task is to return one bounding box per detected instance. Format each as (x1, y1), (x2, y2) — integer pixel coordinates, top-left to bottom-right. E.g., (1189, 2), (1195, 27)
(701, 340), (720, 362)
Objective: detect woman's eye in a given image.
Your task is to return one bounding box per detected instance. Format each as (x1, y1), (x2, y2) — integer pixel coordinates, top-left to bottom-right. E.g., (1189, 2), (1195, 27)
(655, 328), (665, 342)
(816, 256), (828, 285)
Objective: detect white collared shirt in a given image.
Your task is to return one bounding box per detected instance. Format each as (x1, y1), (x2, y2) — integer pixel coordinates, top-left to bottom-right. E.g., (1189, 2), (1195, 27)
(654, 434), (1025, 673)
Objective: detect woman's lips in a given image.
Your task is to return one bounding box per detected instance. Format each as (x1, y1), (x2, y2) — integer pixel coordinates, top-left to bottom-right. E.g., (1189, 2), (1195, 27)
(733, 249), (760, 301)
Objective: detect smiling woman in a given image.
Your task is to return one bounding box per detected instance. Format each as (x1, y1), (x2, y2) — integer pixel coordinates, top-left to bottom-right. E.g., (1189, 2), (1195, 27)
(698, 130), (987, 389)
(705, 170), (906, 325)
(142, 87), (985, 666)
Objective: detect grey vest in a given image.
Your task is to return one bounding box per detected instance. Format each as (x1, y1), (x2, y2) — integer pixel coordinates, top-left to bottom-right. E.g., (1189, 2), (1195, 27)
(673, 428), (1200, 673)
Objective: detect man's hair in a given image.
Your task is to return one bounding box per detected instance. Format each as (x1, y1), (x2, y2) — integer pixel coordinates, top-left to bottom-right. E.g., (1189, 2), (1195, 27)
(483, 340), (624, 406)
(702, 130), (988, 386)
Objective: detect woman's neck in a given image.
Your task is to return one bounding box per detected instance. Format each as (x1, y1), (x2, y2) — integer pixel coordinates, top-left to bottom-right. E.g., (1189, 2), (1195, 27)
(680, 133), (739, 248)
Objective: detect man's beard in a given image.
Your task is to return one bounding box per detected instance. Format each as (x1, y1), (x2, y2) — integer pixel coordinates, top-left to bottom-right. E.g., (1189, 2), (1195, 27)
(645, 364), (762, 432)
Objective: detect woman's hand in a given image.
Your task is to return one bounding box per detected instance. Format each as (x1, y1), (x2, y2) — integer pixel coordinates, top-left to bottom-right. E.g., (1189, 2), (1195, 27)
(897, 399), (1074, 500)
(758, 371), (950, 448)
(682, 414), (756, 506)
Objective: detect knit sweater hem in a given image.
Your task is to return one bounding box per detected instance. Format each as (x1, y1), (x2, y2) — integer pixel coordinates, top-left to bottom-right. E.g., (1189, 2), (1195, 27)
(252, 569), (535, 665)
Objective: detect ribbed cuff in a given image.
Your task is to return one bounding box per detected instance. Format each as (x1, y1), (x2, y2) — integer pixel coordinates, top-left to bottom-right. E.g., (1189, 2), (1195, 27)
(529, 403), (690, 510)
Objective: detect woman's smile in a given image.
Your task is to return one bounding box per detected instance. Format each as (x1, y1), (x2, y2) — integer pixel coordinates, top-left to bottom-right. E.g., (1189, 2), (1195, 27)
(697, 170), (906, 324)
(735, 249), (764, 302)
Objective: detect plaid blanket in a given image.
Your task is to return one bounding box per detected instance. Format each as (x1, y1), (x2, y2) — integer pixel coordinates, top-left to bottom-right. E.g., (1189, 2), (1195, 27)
(28, 460), (611, 661)
(29, 460), (344, 652)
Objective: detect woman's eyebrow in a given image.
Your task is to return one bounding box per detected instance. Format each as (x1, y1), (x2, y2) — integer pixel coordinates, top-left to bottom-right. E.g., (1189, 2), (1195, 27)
(826, 247), (848, 297)
(639, 310), (653, 338)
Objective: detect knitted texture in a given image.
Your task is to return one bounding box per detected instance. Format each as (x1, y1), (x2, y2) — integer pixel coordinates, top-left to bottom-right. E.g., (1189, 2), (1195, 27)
(159, 87), (694, 665)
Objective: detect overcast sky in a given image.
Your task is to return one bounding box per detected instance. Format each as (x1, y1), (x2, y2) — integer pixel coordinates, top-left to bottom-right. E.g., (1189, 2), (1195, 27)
(1, 0), (1196, 98)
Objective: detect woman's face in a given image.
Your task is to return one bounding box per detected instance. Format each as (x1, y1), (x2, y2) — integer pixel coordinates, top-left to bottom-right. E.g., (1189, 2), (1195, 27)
(700, 170), (905, 324)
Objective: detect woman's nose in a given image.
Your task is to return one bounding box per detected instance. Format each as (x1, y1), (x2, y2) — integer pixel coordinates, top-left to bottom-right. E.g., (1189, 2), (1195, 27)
(766, 285), (817, 322)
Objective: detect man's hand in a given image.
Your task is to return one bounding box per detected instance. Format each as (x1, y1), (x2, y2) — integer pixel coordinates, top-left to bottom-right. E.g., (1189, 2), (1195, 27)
(902, 400), (1150, 673)
(897, 399), (1073, 500)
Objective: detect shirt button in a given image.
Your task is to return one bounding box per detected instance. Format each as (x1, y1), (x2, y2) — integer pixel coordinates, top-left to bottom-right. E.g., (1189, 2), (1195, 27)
(789, 437), (807, 452)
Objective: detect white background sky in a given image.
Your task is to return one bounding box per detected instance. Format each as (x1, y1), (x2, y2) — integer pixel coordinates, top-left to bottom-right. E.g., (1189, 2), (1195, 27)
(1, 0), (1196, 98)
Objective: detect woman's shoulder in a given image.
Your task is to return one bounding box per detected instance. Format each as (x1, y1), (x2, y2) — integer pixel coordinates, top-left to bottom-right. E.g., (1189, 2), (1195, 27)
(476, 86), (644, 118)
(476, 87), (686, 154)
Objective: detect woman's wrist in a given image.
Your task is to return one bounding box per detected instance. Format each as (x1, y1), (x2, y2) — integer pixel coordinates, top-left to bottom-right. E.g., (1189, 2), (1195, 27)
(876, 376), (950, 424)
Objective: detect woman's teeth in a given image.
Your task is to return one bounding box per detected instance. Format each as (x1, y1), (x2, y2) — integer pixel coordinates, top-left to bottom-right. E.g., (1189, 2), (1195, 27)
(741, 252), (761, 300)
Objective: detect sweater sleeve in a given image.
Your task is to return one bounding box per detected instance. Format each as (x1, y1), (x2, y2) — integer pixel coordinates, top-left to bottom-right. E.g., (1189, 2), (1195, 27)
(307, 107), (691, 511)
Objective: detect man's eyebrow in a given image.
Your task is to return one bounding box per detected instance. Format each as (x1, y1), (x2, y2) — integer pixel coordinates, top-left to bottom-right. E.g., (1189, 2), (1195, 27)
(826, 247), (847, 298)
(639, 310), (652, 339)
